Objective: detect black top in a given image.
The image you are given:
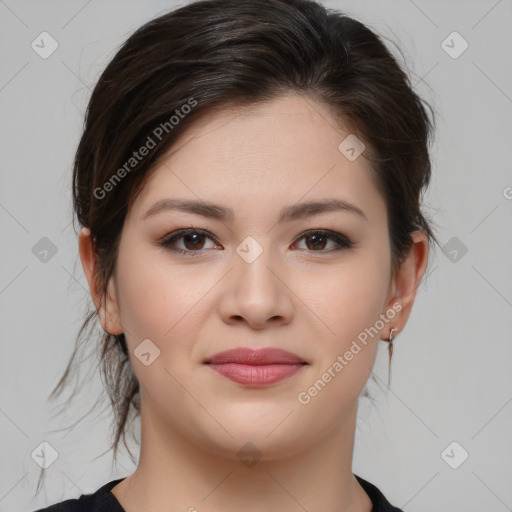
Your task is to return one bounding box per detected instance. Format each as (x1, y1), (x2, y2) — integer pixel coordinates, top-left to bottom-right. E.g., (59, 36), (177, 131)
(34, 475), (404, 512)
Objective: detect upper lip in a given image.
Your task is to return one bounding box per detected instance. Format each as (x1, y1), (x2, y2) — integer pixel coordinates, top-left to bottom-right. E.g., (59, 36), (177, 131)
(204, 348), (307, 365)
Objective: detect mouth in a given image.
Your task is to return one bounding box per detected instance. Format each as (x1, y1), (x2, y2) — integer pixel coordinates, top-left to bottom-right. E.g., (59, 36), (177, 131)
(203, 348), (308, 387)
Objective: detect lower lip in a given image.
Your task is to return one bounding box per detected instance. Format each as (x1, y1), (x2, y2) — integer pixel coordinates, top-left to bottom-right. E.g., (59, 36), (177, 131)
(206, 363), (305, 387)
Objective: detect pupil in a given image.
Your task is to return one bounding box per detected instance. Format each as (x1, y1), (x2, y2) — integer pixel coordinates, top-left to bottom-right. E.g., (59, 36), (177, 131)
(308, 234), (325, 250)
(186, 234), (202, 249)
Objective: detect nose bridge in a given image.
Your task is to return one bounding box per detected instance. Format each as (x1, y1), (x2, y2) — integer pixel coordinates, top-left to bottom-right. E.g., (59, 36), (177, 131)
(218, 233), (293, 327)
(233, 234), (279, 295)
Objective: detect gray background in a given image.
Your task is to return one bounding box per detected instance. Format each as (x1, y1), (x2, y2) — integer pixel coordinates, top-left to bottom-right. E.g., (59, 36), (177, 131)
(1, 1), (511, 510)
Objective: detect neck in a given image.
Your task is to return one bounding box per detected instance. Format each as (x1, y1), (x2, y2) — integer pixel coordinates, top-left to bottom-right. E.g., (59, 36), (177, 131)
(112, 399), (372, 512)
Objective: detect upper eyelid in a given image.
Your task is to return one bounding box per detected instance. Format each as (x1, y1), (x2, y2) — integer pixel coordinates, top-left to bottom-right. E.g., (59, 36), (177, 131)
(162, 228), (219, 243)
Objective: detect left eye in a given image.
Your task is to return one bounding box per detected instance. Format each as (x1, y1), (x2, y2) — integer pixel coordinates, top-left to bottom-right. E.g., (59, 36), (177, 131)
(159, 228), (353, 255)
(292, 230), (353, 252)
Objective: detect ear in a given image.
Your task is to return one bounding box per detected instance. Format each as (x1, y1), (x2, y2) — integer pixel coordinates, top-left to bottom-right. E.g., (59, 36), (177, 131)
(381, 230), (429, 340)
(78, 227), (123, 335)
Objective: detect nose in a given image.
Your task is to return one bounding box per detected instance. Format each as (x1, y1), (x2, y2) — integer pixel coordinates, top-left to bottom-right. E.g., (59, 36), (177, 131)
(217, 239), (295, 330)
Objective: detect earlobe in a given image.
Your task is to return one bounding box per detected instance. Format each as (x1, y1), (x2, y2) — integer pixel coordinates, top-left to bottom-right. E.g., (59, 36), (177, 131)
(78, 227), (123, 335)
(103, 276), (124, 335)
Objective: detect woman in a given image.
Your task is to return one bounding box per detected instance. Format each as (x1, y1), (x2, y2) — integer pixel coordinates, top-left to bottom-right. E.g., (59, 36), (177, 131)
(35, 0), (437, 510)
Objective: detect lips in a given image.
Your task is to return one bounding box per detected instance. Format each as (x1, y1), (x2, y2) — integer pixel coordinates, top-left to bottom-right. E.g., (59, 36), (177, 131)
(204, 348), (308, 387)
(205, 347), (306, 365)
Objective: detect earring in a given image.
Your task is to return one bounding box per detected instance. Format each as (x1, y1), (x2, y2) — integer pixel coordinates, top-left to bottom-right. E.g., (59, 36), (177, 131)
(384, 327), (398, 387)
(387, 327), (398, 368)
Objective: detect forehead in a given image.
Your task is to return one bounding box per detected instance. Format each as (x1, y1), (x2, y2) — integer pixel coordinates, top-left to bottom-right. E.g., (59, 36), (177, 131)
(129, 93), (385, 226)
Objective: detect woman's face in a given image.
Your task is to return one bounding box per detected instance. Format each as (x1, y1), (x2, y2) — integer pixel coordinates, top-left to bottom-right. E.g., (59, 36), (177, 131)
(99, 93), (401, 459)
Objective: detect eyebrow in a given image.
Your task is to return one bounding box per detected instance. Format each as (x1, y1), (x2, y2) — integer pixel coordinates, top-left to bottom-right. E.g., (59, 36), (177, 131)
(142, 197), (367, 223)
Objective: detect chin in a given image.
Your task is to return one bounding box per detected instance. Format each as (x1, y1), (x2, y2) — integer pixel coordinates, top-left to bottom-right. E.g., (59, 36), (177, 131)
(189, 410), (317, 462)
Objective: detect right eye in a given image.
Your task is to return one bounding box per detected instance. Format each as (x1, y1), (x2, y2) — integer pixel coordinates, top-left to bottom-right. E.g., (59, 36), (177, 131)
(159, 228), (222, 255)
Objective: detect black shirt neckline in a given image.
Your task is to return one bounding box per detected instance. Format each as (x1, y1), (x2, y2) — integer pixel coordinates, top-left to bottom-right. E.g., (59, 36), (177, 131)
(100, 474), (403, 512)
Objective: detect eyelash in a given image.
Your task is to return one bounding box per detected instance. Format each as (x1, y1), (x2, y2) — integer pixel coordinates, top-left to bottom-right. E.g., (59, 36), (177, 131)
(159, 228), (354, 256)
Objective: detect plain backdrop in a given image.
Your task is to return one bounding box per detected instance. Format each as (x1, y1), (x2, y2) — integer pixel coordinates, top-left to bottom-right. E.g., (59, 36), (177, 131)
(1, 1), (511, 511)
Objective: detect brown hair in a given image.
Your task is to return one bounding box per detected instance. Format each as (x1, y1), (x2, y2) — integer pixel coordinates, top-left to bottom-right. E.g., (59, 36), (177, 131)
(41, 0), (438, 490)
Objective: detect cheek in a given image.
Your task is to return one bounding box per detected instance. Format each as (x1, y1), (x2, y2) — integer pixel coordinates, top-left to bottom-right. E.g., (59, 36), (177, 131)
(113, 239), (216, 364)
(297, 252), (390, 395)
(301, 255), (390, 344)
(113, 247), (209, 418)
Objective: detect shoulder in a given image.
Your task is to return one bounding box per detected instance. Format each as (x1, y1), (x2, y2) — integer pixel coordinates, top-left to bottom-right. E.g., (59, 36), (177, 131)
(355, 475), (404, 512)
(33, 478), (126, 512)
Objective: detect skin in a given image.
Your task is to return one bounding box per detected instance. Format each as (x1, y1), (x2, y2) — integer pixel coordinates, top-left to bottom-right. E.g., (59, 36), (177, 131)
(79, 93), (428, 512)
